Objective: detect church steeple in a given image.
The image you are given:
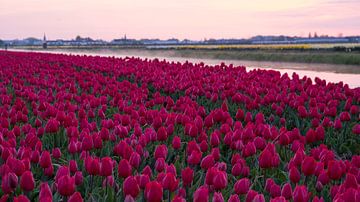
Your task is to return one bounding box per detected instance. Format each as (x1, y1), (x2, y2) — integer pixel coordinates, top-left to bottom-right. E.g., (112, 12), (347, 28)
(42, 33), (47, 49)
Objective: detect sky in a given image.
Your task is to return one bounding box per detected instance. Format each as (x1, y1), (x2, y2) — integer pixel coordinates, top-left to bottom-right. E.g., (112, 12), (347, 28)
(0, 0), (359, 41)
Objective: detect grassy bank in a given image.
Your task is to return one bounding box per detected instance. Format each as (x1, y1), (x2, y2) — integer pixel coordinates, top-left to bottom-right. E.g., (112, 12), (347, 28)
(172, 49), (360, 65)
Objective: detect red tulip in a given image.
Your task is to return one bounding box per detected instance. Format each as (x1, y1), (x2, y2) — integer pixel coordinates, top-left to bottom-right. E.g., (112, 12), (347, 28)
(118, 159), (132, 178)
(200, 154), (215, 170)
(68, 141), (78, 154)
(124, 195), (136, 202)
(57, 175), (75, 196)
(234, 178), (250, 195)
(259, 147), (272, 168)
(172, 196), (186, 202)
(318, 170), (329, 185)
(281, 183), (292, 200)
(270, 196), (286, 202)
(228, 194), (241, 202)
(157, 126), (167, 141)
(172, 136), (181, 150)
(213, 170), (228, 190)
(212, 192), (224, 202)
(289, 167), (301, 184)
(137, 174), (150, 189)
(45, 118), (60, 133)
(74, 171), (83, 186)
(52, 148), (62, 159)
(55, 166), (70, 183)
(293, 185), (310, 202)
(301, 156), (317, 176)
(13, 195), (30, 202)
(129, 152), (141, 169)
(154, 145), (168, 160)
(39, 151), (52, 168)
(100, 157), (113, 176)
(162, 172), (178, 192)
(253, 194), (265, 202)
(69, 160), (78, 173)
(270, 184), (281, 198)
(327, 160), (343, 180)
(44, 164), (54, 177)
(181, 167), (193, 187)
(123, 176), (140, 198)
(193, 186), (209, 202)
(85, 156), (100, 176)
(145, 181), (163, 202)
(20, 171), (35, 192)
(352, 124), (360, 135)
(155, 158), (166, 172)
(1, 173), (15, 194)
(187, 150), (202, 165)
(68, 192), (83, 202)
(315, 181), (323, 192)
(7, 157), (25, 176)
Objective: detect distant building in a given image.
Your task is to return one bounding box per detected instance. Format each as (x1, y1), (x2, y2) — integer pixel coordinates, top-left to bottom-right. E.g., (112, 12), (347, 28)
(43, 33), (47, 49)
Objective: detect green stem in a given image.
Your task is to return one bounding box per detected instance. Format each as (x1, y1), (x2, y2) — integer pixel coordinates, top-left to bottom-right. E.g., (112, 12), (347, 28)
(168, 190), (171, 202)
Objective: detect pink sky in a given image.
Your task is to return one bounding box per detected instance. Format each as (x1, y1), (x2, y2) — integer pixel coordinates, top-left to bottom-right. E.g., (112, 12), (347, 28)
(0, 0), (359, 40)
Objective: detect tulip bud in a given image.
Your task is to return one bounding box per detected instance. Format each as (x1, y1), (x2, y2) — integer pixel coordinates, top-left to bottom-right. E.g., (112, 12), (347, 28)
(253, 194), (265, 202)
(213, 192), (224, 202)
(315, 181), (323, 192)
(281, 183), (292, 199)
(289, 167), (301, 184)
(231, 163), (242, 177)
(181, 167), (193, 187)
(234, 178), (250, 195)
(100, 157), (113, 177)
(155, 158), (166, 173)
(228, 194), (240, 202)
(137, 174), (150, 189)
(194, 186), (209, 202)
(13, 195), (30, 202)
(118, 159), (132, 178)
(327, 160), (343, 180)
(57, 175), (75, 196)
(39, 151), (52, 169)
(123, 176), (140, 198)
(69, 160), (78, 173)
(74, 171), (83, 186)
(8, 172), (18, 189)
(200, 155), (215, 170)
(270, 184), (281, 198)
(145, 181), (163, 202)
(293, 185), (310, 202)
(39, 182), (53, 202)
(301, 156), (317, 176)
(52, 148), (61, 159)
(172, 136), (181, 150)
(162, 172), (178, 192)
(129, 152), (141, 169)
(213, 170), (228, 190)
(68, 192), (83, 202)
(20, 171), (35, 192)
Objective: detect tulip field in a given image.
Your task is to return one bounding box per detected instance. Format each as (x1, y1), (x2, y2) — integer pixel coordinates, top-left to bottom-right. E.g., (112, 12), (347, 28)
(0, 50), (360, 202)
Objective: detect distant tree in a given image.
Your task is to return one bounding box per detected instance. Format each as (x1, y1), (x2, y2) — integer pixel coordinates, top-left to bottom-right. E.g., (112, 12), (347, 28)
(308, 32), (312, 38)
(0, 39), (3, 46)
(75, 35), (82, 41)
(314, 32), (318, 38)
